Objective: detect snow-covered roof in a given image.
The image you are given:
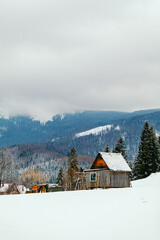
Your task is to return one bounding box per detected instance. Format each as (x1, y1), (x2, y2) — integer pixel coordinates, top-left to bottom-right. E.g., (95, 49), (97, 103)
(0, 184), (10, 193)
(99, 152), (131, 172)
(0, 183), (26, 194)
(17, 185), (26, 194)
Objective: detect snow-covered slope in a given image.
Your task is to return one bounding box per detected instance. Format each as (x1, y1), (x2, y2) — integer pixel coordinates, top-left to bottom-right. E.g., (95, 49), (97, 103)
(0, 173), (160, 240)
(75, 124), (113, 137)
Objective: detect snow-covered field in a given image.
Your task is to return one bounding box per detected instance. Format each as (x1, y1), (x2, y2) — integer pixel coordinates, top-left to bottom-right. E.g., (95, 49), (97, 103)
(0, 173), (160, 240)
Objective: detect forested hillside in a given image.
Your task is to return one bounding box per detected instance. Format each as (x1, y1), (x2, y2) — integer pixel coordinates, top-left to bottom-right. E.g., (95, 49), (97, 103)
(0, 109), (160, 163)
(46, 110), (160, 160)
(0, 109), (159, 148)
(8, 145), (94, 182)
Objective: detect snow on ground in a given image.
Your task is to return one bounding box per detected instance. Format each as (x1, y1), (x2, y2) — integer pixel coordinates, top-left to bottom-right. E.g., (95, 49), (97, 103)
(0, 173), (160, 240)
(75, 124), (113, 137)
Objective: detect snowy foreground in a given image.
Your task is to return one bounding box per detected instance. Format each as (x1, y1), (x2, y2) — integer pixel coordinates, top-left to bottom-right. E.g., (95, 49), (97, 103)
(0, 174), (160, 240)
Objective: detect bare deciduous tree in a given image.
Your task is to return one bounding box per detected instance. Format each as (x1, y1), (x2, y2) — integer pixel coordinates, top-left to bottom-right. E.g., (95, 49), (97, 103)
(20, 168), (48, 187)
(0, 149), (13, 186)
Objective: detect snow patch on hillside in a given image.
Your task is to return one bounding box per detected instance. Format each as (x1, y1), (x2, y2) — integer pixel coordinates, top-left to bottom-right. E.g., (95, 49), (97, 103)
(60, 114), (65, 120)
(75, 124), (113, 137)
(51, 137), (59, 142)
(115, 125), (120, 130)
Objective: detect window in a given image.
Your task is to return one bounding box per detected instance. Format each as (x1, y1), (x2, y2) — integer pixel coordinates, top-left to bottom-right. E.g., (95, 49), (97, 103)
(90, 172), (97, 182)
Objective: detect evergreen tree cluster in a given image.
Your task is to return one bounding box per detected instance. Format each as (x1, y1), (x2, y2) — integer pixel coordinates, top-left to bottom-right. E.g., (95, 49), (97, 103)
(56, 147), (80, 190)
(105, 122), (160, 180)
(112, 137), (128, 161)
(133, 121), (160, 180)
(104, 137), (128, 161)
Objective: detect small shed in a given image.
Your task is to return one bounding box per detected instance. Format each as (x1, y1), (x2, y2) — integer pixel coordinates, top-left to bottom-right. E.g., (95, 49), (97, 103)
(27, 184), (65, 193)
(28, 184), (48, 193)
(84, 152), (131, 189)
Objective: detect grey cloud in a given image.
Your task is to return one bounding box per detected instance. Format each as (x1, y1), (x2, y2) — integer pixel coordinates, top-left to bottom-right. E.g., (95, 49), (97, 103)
(0, 0), (160, 121)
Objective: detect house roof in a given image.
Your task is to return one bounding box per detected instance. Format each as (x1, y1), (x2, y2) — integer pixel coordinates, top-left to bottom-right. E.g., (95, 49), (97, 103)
(98, 152), (131, 172)
(0, 184), (10, 193)
(0, 183), (26, 194)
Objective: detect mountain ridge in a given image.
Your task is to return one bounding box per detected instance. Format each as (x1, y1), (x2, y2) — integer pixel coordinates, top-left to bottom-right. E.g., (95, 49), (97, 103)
(0, 109), (160, 148)
(0, 109), (160, 162)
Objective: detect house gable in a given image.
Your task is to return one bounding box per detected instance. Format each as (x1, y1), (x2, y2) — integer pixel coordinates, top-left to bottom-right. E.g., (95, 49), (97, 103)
(91, 153), (109, 170)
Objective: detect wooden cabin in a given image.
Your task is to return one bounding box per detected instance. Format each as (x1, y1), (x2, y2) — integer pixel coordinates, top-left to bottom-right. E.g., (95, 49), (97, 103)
(27, 184), (65, 193)
(84, 152), (131, 189)
(29, 185), (39, 193)
(28, 184), (48, 193)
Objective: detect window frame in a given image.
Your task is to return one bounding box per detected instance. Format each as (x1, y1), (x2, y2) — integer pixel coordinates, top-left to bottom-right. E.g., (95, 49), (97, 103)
(90, 172), (97, 182)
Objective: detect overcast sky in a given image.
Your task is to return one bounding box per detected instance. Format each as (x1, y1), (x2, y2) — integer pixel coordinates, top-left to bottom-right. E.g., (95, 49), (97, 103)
(0, 0), (160, 121)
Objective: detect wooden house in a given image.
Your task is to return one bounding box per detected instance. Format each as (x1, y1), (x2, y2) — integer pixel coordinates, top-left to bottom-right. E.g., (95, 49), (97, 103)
(29, 185), (39, 193)
(38, 184), (48, 193)
(28, 184), (48, 193)
(84, 152), (131, 189)
(27, 183), (66, 194)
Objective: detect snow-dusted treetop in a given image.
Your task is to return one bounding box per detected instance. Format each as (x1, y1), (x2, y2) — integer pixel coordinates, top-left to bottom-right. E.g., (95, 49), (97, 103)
(99, 152), (131, 172)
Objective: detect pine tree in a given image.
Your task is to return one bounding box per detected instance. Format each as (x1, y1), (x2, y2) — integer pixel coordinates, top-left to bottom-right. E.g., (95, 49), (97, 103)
(113, 137), (128, 160)
(67, 147), (79, 190)
(56, 167), (64, 186)
(133, 121), (160, 180)
(148, 125), (160, 173)
(133, 121), (150, 179)
(68, 147), (79, 171)
(104, 144), (110, 152)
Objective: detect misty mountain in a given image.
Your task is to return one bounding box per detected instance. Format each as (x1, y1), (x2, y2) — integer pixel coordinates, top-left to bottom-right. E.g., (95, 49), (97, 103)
(45, 110), (160, 160)
(0, 109), (160, 162)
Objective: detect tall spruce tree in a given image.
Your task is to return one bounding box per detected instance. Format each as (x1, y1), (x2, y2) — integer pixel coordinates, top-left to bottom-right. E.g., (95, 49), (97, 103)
(68, 147), (79, 171)
(113, 137), (128, 160)
(133, 121), (160, 179)
(56, 167), (64, 186)
(133, 121), (150, 179)
(148, 125), (160, 173)
(104, 144), (110, 152)
(67, 147), (79, 190)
